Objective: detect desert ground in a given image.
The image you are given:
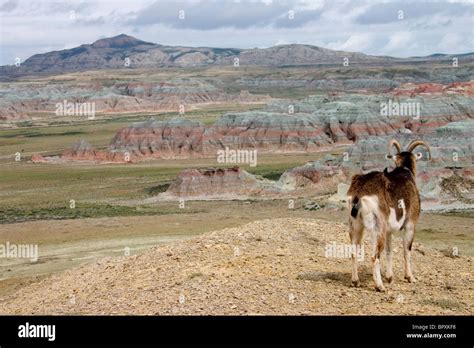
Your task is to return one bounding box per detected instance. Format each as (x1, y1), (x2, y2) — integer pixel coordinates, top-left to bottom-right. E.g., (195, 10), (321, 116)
(1, 164), (473, 314)
(1, 217), (472, 315)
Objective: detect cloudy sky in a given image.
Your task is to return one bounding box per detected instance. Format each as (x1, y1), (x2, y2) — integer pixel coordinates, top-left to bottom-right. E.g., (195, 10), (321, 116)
(0, 0), (473, 65)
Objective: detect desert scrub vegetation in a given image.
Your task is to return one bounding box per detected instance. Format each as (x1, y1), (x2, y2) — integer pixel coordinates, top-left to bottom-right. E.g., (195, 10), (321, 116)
(0, 203), (202, 224)
(143, 183), (171, 196)
(437, 209), (474, 218)
(420, 298), (465, 311)
(255, 169), (286, 181)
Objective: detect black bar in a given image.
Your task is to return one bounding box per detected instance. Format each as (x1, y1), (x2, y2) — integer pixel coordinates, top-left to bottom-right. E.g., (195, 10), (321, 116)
(0, 315), (472, 346)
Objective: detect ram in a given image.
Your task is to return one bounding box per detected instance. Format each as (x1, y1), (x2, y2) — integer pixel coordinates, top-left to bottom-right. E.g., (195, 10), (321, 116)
(347, 139), (431, 291)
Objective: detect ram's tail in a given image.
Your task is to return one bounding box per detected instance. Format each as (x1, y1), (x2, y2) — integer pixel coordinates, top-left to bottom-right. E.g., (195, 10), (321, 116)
(350, 197), (360, 218)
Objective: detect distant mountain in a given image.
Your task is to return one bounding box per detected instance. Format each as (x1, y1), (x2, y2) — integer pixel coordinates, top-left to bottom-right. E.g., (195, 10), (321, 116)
(1, 34), (473, 80)
(411, 52), (474, 60)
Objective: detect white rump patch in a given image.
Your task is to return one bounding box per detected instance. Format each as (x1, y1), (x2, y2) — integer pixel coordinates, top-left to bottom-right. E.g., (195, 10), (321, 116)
(388, 199), (406, 231)
(359, 195), (381, 232)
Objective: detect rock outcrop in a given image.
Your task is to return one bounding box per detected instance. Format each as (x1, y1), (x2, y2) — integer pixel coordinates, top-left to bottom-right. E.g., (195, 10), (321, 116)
(159, 167), (276, 200)
(52, 87), (473, 162)
(392, 82), (474, 97)
(30, 154), (47, 163)
(0, 77), (270, 122)
(276, 157), (351, 195)
(110, 118), (206, 160)
(345, 120), (474, 170)
(61, 139), (121, 162)
(341, 119), (474, 209)
(158, 119), (473, 209)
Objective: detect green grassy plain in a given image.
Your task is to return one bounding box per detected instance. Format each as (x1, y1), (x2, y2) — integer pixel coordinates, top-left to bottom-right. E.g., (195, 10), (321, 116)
(0, 154), (324, 208)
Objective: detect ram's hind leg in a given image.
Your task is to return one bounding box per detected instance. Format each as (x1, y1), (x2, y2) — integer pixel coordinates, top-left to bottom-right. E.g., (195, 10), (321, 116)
(349, 218), (363, 287)
(369, 215), (386, 292)
(385, 230), (394, 283)
(403, 222), (416, 283)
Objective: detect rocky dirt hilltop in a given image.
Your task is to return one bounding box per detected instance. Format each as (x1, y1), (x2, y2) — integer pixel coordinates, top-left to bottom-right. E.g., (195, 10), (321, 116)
(0, 218), (471, 315)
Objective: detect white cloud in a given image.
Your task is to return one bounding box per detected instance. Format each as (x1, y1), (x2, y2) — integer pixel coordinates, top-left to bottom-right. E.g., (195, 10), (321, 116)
(438, 32), (464, 53)
(294, 0), (325, 11)
(0, 0), (473, 65)
(273, 39), (291, 46)
(383, 31), (413, 53)
(327, 33), (374, 52)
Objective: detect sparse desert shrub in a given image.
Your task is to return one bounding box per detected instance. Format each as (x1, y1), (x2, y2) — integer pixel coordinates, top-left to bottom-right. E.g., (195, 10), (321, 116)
(144, 183), (171, 196)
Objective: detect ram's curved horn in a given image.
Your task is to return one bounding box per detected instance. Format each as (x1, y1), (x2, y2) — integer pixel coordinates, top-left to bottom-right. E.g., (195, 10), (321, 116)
(407, 140), (431, 160)
(388, 139), (401, 154)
